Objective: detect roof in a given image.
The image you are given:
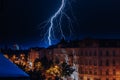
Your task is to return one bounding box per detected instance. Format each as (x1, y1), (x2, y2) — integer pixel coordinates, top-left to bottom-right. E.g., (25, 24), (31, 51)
(0, 53), (29, 78)
(48, 38), (120, 48)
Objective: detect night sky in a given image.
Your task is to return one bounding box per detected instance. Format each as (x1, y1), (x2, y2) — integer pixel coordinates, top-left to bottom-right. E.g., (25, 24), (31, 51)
(0, 0), (120, 48)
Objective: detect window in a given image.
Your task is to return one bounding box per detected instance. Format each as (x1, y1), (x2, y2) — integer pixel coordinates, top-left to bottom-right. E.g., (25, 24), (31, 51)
(80, 50), (83, 56)
(89, 60), (92, 65)
(89, 68), (92, 74)
(106, 69), (109, 75)
(106, 50), (109, 56)
(99, 60), (102, 66)
(106, 59), (109, 66)
(106, 78), (109, 80)
(100, 69), (102, 75)
(112, 51), (116, 56)
(79, 67), (82, 74)
(89, 51), (92, 56)
(94, 70), (97, 75)
(80, 60), (83, 65)
(113, 69), (116, 75)
(89, 70), (92, 74)
(94, 78), (101, 80)
(85, 60), (88, 65)
(94, 60), (97, 66)
(85, 51), (88, 56)
(99, 50), (102, 56)
(113, 60), (116, 66)
(94, 51), (96, 56)
(80, 77), (83, 80)
(87, 78), (90, 80)
(85, 69), (88, 74)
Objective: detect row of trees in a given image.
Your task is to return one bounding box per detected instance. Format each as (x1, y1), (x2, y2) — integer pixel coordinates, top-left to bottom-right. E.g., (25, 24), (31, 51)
(17, 54), (75, 80)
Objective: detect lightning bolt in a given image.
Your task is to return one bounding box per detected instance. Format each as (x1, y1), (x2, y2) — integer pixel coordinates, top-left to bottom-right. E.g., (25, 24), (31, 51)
(48, 0), (66, 45)
(38, 0), (75, 47)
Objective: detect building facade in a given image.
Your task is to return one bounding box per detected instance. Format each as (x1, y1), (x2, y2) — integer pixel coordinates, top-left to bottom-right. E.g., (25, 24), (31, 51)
(78, 47), (120, 80)
(50, 39), (120, 80)
(1, 39), (120, 80)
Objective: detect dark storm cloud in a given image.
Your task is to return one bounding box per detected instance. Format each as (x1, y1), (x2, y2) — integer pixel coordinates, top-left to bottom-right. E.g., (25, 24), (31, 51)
(75, 0), (120, 35)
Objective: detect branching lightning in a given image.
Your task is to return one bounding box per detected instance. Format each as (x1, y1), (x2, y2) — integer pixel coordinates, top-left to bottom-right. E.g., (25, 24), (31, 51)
(39, 0), (75, 47)
(48, 0), (66, 45)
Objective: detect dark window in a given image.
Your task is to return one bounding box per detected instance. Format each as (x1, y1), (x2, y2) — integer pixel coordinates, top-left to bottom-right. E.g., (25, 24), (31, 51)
(89, 60), (92, 65)
(79, 67), (82, 74)
(80, 77), (83, 80)
(94, 60), (97, 66)
(85, 51), (88, 56)
(113, 60), (116, 66)
(99, 60), (102, 66)
(89, 68), (92, 74)
(106, 78), (109, 80)
(112, 51), (116, 56)
(113, 69), (116, 75)
(80, 60), (83, 65)
(85, 69), (88, 74)
(94, 70), (97, 75)
(85, 60), (88, 65)
(100, 69), (102, 75)
(89, 51), (92, 56)
(106, 59), (109, 66)
(94, 51), (96, 56)
(94, 78), (101, 80)
(106, 69), (109, 75)
(106, 50), (109, 56)
(89, 70), (92, 74)
(99, 50), (102, 56)
(80, 50), (83, 56)
(87, 78), (90, 80)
